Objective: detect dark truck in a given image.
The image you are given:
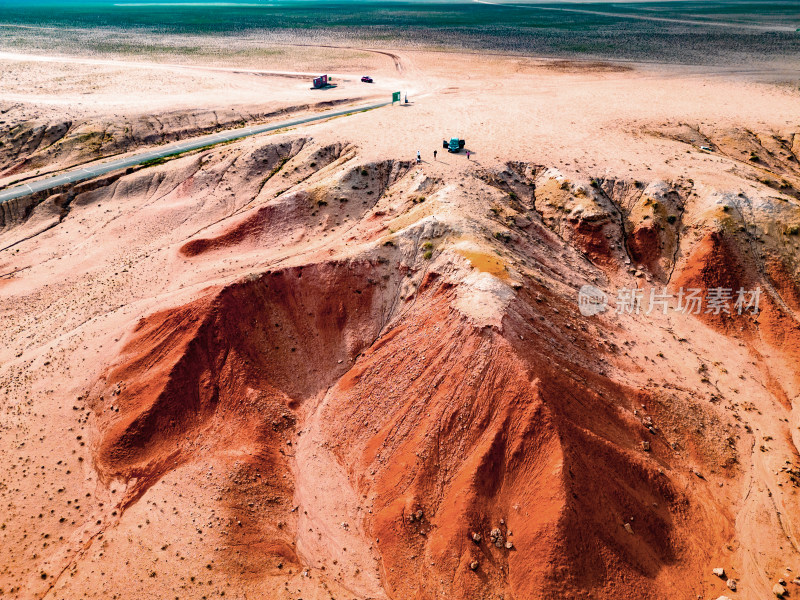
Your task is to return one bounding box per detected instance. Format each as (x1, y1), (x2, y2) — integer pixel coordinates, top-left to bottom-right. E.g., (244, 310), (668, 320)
(443, 137), (466, 153)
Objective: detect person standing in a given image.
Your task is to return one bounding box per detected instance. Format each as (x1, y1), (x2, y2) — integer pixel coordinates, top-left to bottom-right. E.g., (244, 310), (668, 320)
(417, 150), (421, 164)
(433, 149), (437, 161)
(466, 150), (471, 160)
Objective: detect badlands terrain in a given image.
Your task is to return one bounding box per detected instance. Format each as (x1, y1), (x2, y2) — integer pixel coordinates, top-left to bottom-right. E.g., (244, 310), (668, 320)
(1, 43), (800, 600)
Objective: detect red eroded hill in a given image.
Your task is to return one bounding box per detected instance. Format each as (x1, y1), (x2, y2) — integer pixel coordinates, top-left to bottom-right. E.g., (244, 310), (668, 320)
(4, 129), (800, 600)
(89, 257), (732, 599)
(322, 276), (716, 600)
(93, 261), (399, 504)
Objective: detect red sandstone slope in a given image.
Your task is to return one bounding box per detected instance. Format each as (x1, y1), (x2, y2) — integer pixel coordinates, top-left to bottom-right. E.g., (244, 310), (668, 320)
(93, 262), (397, 502)
(2, 129), (800, 600)
(323, 280), (707, 600)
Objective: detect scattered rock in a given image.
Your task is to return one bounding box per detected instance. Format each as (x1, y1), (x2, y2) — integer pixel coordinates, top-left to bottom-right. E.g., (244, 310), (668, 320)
(774, 583), (787, 597)
(713, 567), (726, 578)
(469, 561), (479, 571)
(623, 522), (634, 535)
(471, 532), (482, 544)
(489, 528), (504, 547)
(505, 541), (514, 550)
(727, 578), (736, 591)
(641, 441), (651, 452)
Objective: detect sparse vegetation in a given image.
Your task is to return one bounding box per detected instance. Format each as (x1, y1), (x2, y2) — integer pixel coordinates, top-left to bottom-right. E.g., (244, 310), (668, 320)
(141, 156), (168, 168)
(266, 156), (290, 181)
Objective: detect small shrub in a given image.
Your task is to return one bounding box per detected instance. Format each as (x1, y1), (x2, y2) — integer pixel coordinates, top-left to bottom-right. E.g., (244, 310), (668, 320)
(360, 168), (369, 176)
(422, 241), (434, 250)
(423, 250), (433, 260)
(785, 225), (800, 235)
(666, 215), (677, 224)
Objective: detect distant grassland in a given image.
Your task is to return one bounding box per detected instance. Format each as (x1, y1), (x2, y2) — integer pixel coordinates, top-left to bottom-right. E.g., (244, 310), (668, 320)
(1, 0), (799, 66)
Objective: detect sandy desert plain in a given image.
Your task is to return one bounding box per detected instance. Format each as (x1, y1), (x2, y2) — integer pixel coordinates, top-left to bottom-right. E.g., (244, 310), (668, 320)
(1, 6), (800, 600)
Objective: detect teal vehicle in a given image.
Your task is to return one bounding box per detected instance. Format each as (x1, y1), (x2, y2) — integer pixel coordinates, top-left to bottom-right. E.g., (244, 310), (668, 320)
(443, 137), (466, 153)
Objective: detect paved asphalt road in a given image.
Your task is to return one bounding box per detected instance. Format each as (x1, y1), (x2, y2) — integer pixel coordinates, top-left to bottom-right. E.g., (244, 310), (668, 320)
(0, 99), (390, 205)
